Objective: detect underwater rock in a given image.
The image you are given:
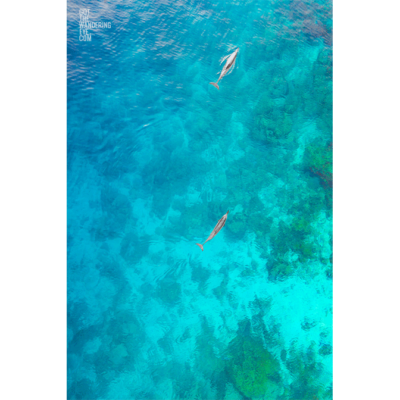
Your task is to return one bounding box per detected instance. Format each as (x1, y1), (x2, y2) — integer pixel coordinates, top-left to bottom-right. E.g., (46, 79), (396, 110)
(325, 262), (333, 279)
(225, 212), (247, 239)
(158, 335), (174, 356)
(314, 48), (333, 80)
(120, 232), (149, 264)
(301, 318), (317, 331)
(157, 278), (181, 305)
(212, 276), (228, 301)
(186, 112), (214, 143)
(109, 310), (144, 340)
(110, 343), (128, 365)
(269, 74), (289, 98)
(69, 120), (104, 155)
(177, 202), (211, 239)
(319, 343), (332, 356)
(92, 214), (134, 241)
(97, 187), (133, 238)
(68, 378), (95, 400)
(239, 267), (257, 278)
(191, 265), (211, 285)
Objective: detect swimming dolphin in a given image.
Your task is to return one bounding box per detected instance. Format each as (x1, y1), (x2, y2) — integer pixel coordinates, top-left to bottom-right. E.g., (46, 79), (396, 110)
(209, 48), (239, 90)
(196, 211), (229, 251)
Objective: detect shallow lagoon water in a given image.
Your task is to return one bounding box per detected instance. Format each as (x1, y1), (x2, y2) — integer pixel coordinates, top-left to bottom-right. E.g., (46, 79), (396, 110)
(68, 0), (332, 398)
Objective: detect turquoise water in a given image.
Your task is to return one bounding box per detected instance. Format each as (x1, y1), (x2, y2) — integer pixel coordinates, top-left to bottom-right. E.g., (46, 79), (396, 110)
(67, 0), (332, 398)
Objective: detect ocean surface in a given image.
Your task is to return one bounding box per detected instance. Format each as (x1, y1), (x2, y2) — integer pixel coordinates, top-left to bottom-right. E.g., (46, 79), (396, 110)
(67, 0), (332, 399)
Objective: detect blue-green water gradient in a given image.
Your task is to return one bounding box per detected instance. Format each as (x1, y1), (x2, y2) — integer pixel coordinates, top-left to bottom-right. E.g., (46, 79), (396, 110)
(68, 0), (332, 398)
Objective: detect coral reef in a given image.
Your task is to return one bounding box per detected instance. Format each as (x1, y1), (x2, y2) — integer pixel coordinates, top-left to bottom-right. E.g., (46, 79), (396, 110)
(304, 141), (333, 191)
(251, 94), (294, 144)
(266, 213), (319, 281)
(285, 342), (331, 400)
(226, 334), (281, 399)
(274, 0), (333, 46)
(304, 142), (333, 208)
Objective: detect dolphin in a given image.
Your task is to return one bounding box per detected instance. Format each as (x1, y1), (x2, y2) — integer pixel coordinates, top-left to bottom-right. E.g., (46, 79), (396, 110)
(196, 211), (229, 251)
(209, 48), (239, 90)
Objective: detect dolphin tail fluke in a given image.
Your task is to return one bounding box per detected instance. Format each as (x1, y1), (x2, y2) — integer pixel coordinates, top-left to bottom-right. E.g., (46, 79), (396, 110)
(209, 82), (219, 90)
(196, 243), (204, 251)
